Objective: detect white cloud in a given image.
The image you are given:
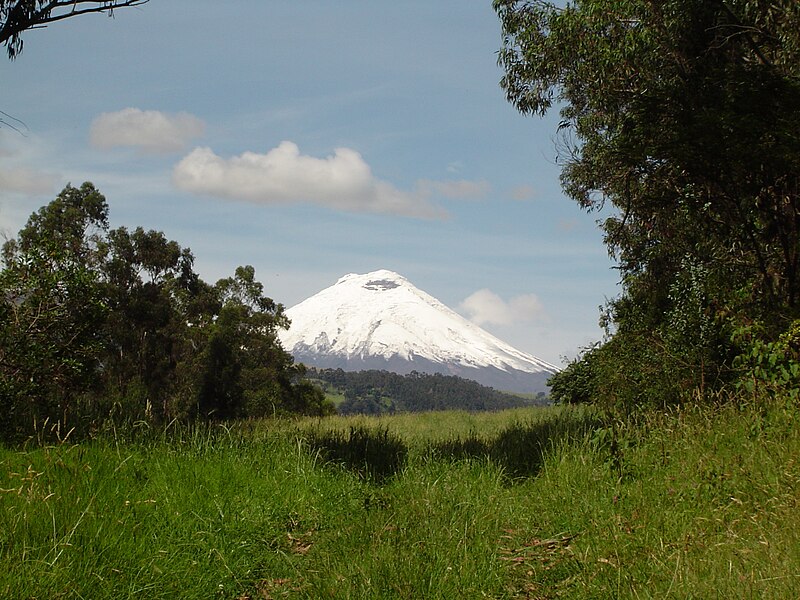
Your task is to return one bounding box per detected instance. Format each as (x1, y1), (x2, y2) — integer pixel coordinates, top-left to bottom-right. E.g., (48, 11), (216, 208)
(0, 166), (58, 195)
(172, 141), (446, 219)
(90, 108), (205, 154)
(460, 288), (544, 326)
(417, 178), (490, 199)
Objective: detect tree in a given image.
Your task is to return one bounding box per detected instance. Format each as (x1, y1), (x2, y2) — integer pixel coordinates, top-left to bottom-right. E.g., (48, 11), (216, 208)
(1, 0), (148, 59)
(97, 226), (204, 421)
(496, 0), (800, 406)
(0, 183), (109, 440)
(197, 266), (329, 419)
(1, 183), (330, 442)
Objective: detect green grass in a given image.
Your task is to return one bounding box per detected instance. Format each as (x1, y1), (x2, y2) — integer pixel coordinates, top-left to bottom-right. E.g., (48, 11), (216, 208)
(2, 399), (799, 598)
(500, 400), (800, 598)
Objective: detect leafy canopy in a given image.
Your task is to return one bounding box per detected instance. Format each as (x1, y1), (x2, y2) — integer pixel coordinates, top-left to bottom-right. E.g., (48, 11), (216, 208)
(496, 0), (800, 406)
(0, 183), (331, 444)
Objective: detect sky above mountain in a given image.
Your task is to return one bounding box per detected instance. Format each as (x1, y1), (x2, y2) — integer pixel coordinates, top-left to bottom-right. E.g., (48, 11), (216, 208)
(0, 1), (618, 365)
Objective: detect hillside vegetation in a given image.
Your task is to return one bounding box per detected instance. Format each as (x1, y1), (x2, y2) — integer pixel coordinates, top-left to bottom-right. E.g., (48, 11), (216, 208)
(308, 367), (549, 415)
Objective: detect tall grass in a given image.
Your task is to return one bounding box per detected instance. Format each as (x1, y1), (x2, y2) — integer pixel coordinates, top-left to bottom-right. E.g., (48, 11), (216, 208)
(1, 400), (798, 598)
(1, 428), (345, 598)
(303, 425), (408, 482)
(500, 398), (800, 598)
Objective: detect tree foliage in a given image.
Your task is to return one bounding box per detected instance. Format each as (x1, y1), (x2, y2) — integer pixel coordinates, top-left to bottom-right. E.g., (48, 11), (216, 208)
(496, 0), (800, 407)
(197, 266), (312, 420)
(1, 0), (148, 59)
(0, 183), (329, 444)
(0, 184), (108, 438)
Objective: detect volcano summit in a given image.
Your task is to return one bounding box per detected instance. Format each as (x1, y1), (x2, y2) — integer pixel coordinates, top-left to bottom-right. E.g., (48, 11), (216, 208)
(278, 270), (559, 394)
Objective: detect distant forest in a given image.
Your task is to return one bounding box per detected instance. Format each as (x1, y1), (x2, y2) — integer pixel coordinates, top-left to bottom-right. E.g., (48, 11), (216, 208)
(308, 368), (549, 415)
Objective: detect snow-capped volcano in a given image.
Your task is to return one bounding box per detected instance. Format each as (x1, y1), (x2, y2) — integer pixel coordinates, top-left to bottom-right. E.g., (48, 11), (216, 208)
(278, 270), (559, 393)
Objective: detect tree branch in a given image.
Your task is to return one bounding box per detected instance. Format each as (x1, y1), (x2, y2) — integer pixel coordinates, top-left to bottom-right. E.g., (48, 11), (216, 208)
(716, 0), (774, 68)
(27, 0), (149, 27)
(1, 0), (148, 58)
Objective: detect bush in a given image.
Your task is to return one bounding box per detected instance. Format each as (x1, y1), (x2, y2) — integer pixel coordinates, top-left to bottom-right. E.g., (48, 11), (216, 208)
(734, 319), (800, 401)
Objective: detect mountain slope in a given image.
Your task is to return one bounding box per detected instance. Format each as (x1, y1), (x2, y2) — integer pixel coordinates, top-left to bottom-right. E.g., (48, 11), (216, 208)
(278, 270), (559, 393)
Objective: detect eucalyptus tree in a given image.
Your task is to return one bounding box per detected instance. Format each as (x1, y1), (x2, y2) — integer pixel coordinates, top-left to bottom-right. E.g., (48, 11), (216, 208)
(198, 266), (330, 419)
(0, 183), (330, 442)
(0, 183), (109, 439)
(496, 0), (800, 405)
(98, 226), (204, 421)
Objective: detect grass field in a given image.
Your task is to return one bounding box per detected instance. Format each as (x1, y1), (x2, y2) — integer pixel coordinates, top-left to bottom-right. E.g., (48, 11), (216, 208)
(2, 398), (799, 598)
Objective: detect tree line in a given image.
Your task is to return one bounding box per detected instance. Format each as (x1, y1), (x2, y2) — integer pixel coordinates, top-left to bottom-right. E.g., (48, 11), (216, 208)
(0, 183), (333, 444)
(495, 0), (800, 408)
(309, 368), (548, 415)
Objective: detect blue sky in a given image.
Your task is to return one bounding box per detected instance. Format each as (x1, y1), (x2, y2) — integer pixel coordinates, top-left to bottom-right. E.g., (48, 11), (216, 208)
(0, 1), (618, 365)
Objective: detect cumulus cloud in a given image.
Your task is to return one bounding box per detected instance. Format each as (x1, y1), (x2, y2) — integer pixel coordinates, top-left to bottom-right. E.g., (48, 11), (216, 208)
(172, 141), (446, 219)
(90, 108), (205, 154)
(460, 288), (544, 326)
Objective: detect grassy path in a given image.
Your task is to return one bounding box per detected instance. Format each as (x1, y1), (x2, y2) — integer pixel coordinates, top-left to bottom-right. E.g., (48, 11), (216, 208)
(1, 401), (798, 598)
